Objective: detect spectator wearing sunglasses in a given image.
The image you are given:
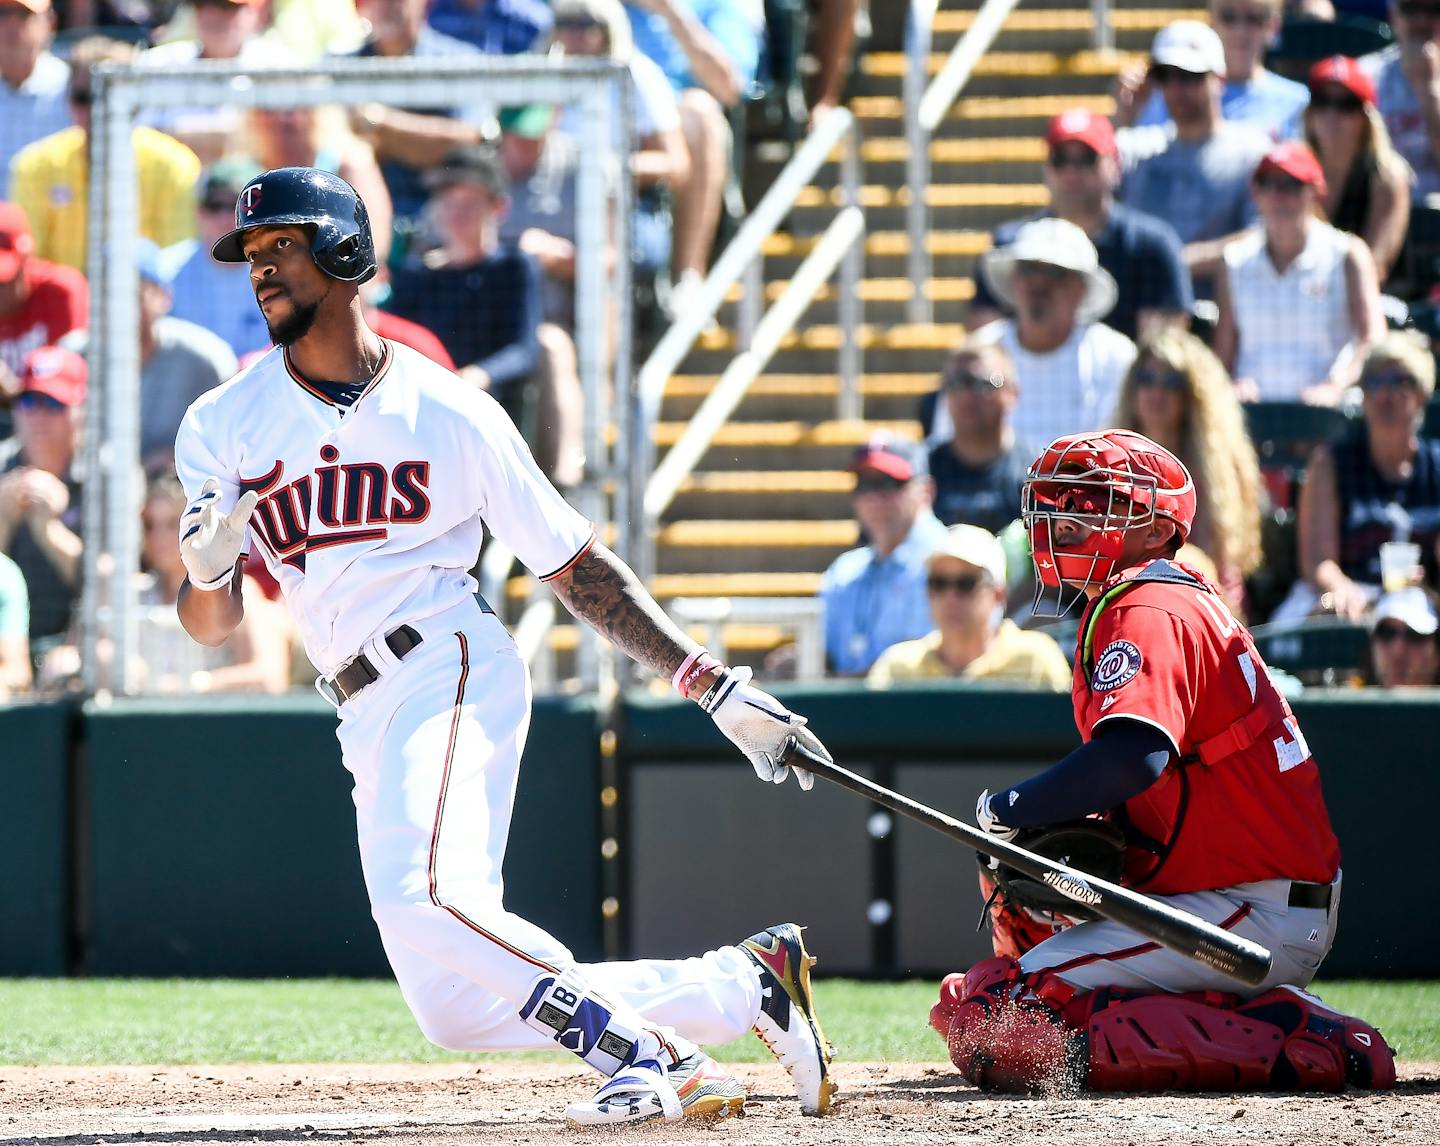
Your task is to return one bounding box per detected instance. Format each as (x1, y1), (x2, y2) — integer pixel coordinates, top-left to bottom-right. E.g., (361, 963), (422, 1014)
(1116, 0), (1310, 141)
(7, 37), (201, 273)
(0, 200), (86, 431)
(967, 110), (1192, 342)
(866, 524), (1070, 689)
(1112, 329), (1263, 615)
(1214, 141), (1385, 406)
(1361, 0), (1440, 202)
(925, 343), (1032, 536)
(1117, 22), (1272, 286)
(1366, 586), (1440, 686)
(0, 344), (83, 663)
(1303, 56), (1412, 281)
(161, 159), (272, 361)
(1277, 332), (1440, 622)
(819, 437), (948, 676)
(966, 218), (1136, 451)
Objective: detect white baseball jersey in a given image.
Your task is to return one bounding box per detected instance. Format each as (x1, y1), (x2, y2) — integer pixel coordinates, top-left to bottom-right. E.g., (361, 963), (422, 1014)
(174, 340), (595, 675)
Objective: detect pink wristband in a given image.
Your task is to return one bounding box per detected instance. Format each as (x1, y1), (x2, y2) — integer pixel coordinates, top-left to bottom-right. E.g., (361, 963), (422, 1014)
(672, 649), (706, 695)
(673, 651), (722, 700)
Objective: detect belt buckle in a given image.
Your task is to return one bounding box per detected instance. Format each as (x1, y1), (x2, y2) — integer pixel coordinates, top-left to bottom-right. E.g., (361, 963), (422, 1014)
(315, 650), (360, 709)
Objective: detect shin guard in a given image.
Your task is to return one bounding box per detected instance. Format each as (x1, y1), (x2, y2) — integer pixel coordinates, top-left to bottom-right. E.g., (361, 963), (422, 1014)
(520, 968), (694, 1077)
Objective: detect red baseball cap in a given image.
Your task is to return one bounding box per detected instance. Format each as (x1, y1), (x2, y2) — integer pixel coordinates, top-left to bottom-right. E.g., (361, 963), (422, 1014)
(1308, 55), (1377, 108)
(1255, 141), (1327, 196)
(1045, 109), (1117, 159)
(20, 345), (88, 407)
(0, 202), (35, 281)
(849, 436), (927, 482)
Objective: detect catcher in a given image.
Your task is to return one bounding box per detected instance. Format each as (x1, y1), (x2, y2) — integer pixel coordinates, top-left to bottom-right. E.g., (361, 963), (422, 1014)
(930, 429), (1397, 1093)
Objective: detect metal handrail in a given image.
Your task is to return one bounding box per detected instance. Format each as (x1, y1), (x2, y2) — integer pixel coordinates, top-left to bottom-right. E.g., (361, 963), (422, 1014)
(630, 107), (865, 583)
(905, 0), (1023, 322)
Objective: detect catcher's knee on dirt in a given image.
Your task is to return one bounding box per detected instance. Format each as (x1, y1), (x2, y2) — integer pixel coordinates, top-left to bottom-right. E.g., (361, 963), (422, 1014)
(935, 964), (1396, 1093)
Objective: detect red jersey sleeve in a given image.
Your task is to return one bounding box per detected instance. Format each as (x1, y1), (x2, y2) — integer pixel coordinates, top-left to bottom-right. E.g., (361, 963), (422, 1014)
(1075, 600), (1203, 753)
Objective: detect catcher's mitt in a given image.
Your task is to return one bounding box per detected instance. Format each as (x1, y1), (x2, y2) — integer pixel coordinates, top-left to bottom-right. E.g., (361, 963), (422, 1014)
(983, 819), (1127, 920)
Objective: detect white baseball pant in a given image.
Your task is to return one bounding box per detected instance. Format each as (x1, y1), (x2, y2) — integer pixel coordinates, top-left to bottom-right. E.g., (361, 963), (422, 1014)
(334, 596), (762, 1052)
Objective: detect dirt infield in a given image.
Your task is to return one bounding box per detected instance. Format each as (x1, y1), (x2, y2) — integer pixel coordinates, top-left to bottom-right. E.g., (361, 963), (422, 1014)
(2, 1061), (1437, 1145)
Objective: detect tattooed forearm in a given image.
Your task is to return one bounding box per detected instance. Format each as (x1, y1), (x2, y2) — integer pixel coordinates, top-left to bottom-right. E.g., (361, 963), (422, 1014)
(548, 543), (699, 679)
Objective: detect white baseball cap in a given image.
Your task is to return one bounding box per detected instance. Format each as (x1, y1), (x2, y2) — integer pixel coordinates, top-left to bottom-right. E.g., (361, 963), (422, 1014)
(927, 524), (1007, 586)
(1151, 20), (1226, 76)
(1372, 587), (1440, 636)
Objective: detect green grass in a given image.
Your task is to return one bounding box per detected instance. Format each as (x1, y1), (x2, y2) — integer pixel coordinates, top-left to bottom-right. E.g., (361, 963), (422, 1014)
(0, 979), (1434, 1066)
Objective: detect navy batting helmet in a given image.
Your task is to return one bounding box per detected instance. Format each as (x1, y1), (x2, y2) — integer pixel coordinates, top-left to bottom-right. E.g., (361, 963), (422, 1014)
(211, 167), (377, 284)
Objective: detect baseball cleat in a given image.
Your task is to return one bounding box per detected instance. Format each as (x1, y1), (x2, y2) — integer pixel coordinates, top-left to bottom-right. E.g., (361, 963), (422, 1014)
(564, 1052), (745, 1126)
(740, 923), (837, 1115)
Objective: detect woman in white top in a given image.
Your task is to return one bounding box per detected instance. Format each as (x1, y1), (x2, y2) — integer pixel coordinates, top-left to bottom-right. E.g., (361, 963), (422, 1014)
(1213, 140), (1384, 407)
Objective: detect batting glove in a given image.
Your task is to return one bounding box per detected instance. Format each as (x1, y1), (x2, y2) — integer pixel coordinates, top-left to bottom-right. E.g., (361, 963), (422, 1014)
(179, 477), (258, 592)
(699, 666), (824, 791)
(975, 788), (1019, 842)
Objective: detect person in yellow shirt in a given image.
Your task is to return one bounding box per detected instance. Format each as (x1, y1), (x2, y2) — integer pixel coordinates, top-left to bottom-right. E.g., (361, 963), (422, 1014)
(8, 37), (200, 273)
(867, 523), (1071, 689)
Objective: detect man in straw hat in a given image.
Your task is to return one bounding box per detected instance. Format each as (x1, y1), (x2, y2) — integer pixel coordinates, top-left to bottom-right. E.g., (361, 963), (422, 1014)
(958, 218), (1136, 451)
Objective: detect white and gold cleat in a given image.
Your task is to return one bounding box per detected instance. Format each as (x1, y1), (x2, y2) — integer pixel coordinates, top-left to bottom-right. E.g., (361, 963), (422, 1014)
(739, 923), (837, 1115)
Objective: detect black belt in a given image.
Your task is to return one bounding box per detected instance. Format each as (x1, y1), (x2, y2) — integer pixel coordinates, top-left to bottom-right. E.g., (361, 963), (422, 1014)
(1288, 881), (1333, 911)
(324, 624), (423, 705)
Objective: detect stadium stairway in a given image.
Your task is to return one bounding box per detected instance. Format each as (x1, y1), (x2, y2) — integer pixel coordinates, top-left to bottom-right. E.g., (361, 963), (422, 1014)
(534, 3), (1203, 669)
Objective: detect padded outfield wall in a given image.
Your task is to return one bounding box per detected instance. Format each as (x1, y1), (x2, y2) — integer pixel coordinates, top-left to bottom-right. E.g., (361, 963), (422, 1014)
(2, 688), (1433, 978)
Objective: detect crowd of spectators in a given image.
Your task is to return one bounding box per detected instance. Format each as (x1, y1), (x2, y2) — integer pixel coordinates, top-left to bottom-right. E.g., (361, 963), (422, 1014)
(4, 0), (1440, 698)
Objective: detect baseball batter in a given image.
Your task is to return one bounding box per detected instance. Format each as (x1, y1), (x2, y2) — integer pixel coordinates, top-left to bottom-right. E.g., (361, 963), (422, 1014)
(173, 167), (835, 1126)
(929, 429), (1397, 1093)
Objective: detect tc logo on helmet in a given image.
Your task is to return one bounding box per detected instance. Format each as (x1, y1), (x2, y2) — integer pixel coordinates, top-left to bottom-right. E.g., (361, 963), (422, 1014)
(240, 184), (263, 216)
(1092, 640), (1142, 691)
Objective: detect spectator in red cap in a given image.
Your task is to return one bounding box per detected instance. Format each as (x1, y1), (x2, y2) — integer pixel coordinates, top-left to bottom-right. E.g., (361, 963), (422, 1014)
(968, 109), (1192, 341)
(1304, 56), (1412, 281)
(1214, 141), (1385, 404)
(819, 436), (948, 676)
(0, 343), (84, 660)
(0, 200), (86, 426)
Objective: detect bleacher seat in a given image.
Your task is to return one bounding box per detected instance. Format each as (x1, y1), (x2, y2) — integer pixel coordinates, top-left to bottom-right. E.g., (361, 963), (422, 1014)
(1244, 402), (1355, 505)
(1265, 16), (1394, 85)
(1250, 616), (1371, 685)
(1385, 205), (1440, 305)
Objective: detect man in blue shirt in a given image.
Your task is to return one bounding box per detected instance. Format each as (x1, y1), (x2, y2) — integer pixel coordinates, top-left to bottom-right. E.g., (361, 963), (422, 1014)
(820, 437), (949, 676)
(624, 0), (760, 301)
(426, 0), (553, 54)
(1116, 1), (1310, 140)
(0, 0), (70, 179)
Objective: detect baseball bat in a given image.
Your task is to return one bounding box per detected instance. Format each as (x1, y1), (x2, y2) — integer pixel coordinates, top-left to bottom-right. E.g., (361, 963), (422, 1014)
(781, 736), (1273, 987)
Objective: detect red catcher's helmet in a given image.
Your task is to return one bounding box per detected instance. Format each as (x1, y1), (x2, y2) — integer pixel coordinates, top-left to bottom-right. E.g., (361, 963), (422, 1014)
(1022, 429), (1196, 614)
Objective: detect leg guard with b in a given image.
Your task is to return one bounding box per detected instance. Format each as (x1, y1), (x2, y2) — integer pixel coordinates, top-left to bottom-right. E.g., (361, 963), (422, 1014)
(520, 968), (694, 1077)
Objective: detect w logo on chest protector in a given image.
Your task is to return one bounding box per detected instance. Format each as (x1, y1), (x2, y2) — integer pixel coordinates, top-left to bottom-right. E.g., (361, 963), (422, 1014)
(241, 447), (431, 571)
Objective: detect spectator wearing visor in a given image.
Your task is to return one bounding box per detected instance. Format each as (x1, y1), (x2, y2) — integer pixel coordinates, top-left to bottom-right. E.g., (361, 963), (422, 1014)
(1367, 586), (1440, 686)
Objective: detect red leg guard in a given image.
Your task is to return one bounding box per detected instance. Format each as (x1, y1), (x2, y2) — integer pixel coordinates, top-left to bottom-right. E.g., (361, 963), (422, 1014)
(942, 957), (1086, 1092)
(1236, 985), (1397, 1091)
(930, 973), (967, 1040)
(1086, 993), (1286, 1091)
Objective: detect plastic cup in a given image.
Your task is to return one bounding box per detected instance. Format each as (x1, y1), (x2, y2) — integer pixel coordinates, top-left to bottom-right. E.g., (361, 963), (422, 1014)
(1379, 541), (1422, 592)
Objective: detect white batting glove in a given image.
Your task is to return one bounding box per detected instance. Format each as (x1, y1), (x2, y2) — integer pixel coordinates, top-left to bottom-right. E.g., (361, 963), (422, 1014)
(699, 666), (823, 791)
(976, 788), (1020, 842)
(179, 477), (258, 591)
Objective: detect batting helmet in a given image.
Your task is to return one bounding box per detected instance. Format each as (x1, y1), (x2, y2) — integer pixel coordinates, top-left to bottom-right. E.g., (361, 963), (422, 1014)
(1022, 429), (1195, 609)
(210, 166), (377, 284)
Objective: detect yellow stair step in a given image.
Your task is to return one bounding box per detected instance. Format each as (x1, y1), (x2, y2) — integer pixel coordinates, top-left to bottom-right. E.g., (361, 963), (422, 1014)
(863, 50), (1145, 79)
(933, 7), (1205, 33)
(692, 323), (966, 353)
(861, 136), (1048, 164)
(675, 470), (858, 494)
(851, 93), (1115, 121)
(664, 373), (940, 399)
(650, 419), (922, 448)
(657, 520), (859, 547)
(792, 184), (1048, 209)
(651, 572), (825, 597)
(721, 277), (975, 304)
(547, 623), (793, 651)
(760, 230), (990, 258)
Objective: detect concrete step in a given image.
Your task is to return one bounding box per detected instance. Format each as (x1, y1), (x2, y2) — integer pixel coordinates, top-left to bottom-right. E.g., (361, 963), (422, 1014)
(675, 322), (964, 376)
(851, 93), (1115, 138)
(651, 417), (923, 472)
(667, 469), (860, 519)
(927, 7), (1203, 54)
(654, 519), (857, 574)
(660, 372), (937, 424)
(713, 274), (975, 328)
